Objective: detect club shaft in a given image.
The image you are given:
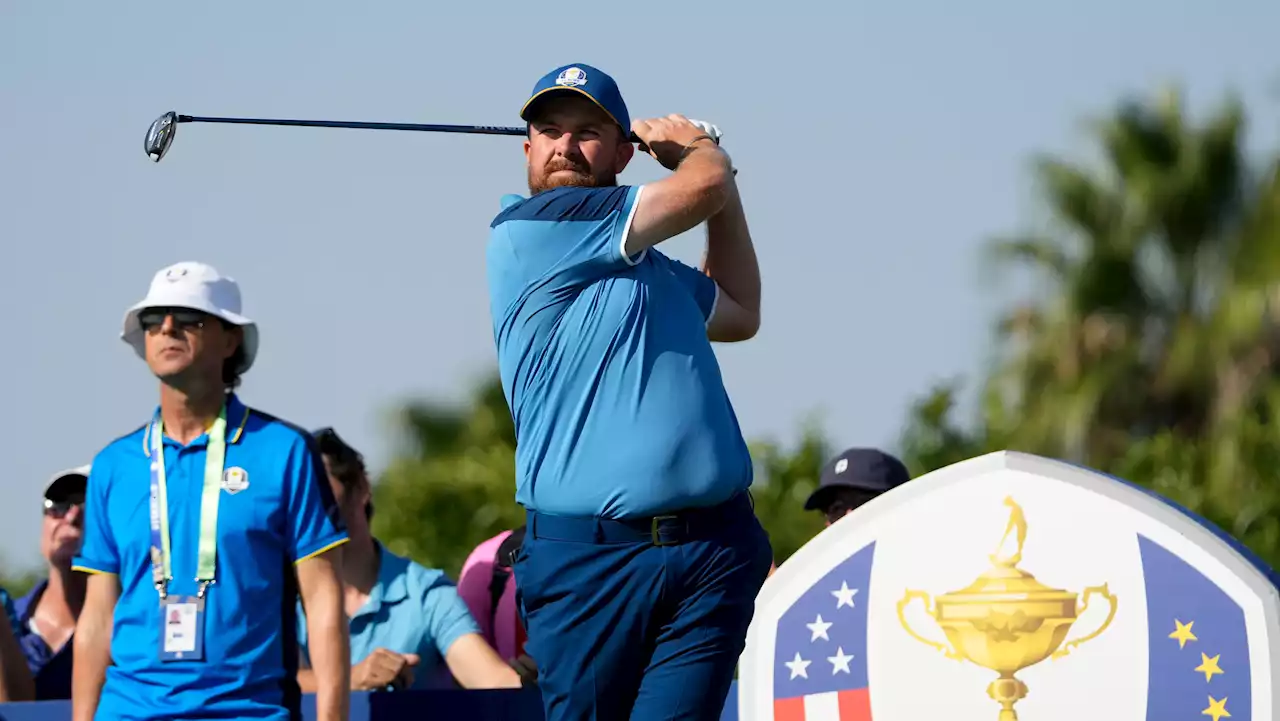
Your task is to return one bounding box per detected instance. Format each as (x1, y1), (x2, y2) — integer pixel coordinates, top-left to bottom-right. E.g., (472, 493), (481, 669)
(175, 115), (644, 143)
(177, 114), (526, 136)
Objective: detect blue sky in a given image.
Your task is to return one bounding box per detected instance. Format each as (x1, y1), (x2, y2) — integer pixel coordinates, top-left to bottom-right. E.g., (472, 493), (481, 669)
(2, 1), (1277, 571)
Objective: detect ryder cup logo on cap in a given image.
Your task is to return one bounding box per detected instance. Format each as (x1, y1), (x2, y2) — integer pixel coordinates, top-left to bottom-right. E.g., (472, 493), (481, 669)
(521, 62), (630, 133)
(555, 67), (588, 87)
(120, 261), (260, 376)
(738, 451), (1280, 721)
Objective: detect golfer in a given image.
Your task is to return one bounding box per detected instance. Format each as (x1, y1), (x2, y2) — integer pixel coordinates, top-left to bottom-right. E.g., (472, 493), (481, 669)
(71, 262), (351, 721)
(485, 63), (772, 720)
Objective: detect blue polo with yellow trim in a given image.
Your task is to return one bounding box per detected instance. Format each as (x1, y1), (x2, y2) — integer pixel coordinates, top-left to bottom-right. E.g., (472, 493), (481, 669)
(295, 542), (481, 690)
(72, 393), (348, 721)
(486, 185), (754, 519)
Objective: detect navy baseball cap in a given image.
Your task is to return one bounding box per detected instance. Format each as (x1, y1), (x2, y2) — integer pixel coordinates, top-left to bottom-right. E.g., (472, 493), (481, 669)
(520, 63), (631, 133)
(803, 448), (911, 511)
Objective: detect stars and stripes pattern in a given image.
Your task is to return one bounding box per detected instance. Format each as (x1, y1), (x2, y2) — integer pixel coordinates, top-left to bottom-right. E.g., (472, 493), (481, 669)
(772, 543), (875, 720)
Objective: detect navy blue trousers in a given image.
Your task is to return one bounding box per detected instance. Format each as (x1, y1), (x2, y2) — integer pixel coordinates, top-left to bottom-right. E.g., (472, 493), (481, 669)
(513, 492), (773, 721)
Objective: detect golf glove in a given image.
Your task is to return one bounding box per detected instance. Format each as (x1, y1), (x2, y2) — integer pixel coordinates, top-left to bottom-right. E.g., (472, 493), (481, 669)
(686, 119), (735, 175)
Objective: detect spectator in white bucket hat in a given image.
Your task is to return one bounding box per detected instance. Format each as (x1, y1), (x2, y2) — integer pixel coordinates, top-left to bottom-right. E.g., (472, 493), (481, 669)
(119, 261), (259, 388)
(72, 261), (352, 721)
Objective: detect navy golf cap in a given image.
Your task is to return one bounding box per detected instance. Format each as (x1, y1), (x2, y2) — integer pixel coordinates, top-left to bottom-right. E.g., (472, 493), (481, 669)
(803, 448), (911, 511)
(520, 63), (631, 133)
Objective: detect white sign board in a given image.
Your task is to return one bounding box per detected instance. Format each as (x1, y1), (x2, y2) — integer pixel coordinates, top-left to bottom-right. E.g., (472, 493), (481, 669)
(739, 451), (1280, 721)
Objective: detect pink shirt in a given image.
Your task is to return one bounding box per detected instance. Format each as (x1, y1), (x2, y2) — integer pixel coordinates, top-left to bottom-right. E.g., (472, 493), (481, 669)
(457, 530), (522, 660)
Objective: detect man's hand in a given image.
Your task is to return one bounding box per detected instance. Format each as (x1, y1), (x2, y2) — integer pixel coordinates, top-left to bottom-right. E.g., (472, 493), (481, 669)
(632, 114), (728, 171)
(351, 648), (419, 691)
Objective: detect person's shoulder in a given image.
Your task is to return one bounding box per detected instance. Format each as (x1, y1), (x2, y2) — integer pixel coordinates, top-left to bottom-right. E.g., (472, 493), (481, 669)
(92, 423), (150, 473)
(394, 550), (457, 597)
(489, 186), (637, 229)
(238, 402), (317, 455)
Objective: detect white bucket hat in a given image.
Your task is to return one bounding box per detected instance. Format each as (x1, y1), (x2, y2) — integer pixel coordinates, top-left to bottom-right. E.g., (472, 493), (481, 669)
(121, 261), (259, 375)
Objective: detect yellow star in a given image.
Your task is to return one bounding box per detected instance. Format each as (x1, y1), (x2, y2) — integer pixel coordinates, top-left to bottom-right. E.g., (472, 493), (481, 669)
(1170, 619), (1198, 648)
(1202, 695), (1230, 721)
(1195, 653), (1224, 683)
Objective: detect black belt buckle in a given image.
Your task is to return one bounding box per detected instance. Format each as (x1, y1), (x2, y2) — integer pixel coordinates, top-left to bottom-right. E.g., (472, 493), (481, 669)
(651, 514), (680, 546)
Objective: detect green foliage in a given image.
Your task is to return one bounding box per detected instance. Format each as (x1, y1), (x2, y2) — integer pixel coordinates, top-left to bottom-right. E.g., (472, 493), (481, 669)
(746, 418), (831, 565)
(0, 570), (40, 599)
(370, 375), (525, 579)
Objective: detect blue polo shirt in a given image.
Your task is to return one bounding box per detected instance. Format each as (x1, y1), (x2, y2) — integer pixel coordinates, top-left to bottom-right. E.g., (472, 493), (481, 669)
(72, 393), (349, 721)
(296, 542), (480, 690)
(13, 580), (75, 700)
(486, 185), (753, 519)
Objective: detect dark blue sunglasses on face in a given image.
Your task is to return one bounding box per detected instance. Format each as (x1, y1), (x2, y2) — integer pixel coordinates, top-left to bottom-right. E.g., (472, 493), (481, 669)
(138, 307), (213, 333)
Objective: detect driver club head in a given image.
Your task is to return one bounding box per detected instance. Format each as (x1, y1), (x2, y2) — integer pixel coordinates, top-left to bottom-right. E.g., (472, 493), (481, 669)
(145, 111), (177, 162)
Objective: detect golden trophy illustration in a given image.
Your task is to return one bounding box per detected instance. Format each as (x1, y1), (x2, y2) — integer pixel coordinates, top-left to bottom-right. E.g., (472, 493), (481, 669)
(897, 497), (1118, 721)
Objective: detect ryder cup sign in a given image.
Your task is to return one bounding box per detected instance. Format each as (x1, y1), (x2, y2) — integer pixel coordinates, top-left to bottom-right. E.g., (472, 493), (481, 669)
(738, 451), (1280, 721)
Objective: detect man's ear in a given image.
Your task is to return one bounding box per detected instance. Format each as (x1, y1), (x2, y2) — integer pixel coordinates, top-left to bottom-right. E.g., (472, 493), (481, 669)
(615, 139), (635, 174)
(225, 325), (243, 361)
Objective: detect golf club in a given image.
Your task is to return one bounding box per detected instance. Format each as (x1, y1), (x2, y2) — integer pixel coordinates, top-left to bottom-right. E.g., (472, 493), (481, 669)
(144, 111), (647, 162)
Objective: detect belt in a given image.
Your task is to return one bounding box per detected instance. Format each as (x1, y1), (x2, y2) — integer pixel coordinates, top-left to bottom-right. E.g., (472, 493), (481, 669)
(527, 491), (753, 547)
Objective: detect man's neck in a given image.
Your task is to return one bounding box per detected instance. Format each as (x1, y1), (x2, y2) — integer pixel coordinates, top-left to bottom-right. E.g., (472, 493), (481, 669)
(342, 535), (380, 595)
(159, 382), (227, 445)
(39, 564), (85, 623)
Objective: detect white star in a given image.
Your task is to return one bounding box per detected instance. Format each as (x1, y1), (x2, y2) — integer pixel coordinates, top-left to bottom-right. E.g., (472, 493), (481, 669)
(806, 614), (833, 642)
(832, 582), (859, 609)
(828, 647), (854, 674)
(785, 652), (811, 680)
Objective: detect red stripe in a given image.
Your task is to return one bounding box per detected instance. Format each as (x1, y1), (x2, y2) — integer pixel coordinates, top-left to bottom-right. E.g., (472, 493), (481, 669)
(774, 697), (806, 721)
(838, 688), (872, 721)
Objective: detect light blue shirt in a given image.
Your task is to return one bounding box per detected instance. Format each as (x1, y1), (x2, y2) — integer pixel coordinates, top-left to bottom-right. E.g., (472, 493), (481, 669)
(486, 185), (754, 519)
(297, 542), (480, 690)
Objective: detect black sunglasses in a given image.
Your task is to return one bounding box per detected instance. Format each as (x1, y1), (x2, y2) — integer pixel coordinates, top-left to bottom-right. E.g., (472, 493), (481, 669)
(138, 307), (214, 333)
(44, 496), (84, 519)
(821, 490), (879, 523)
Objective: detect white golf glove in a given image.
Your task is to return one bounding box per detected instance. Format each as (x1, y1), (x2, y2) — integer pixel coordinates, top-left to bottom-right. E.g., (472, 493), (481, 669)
(687, 118), (735, 175)
(688, 119), (723, 145)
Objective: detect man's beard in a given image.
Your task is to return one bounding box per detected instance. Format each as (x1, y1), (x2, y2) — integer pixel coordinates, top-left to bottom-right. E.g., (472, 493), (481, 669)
(528, 157), (616, 194)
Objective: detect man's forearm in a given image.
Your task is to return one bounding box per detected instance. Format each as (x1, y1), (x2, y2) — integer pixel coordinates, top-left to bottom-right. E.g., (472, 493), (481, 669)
(297, 552), (350, 721)
(71, 612), (112, 720)
(703, 183), (760, 314)
(0, 613), (34, 702)
(307, 614), (350, 721)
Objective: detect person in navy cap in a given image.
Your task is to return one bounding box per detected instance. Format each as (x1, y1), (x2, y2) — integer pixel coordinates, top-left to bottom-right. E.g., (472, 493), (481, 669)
(485, 63), (769, 720)
(805, 448), (913, 526)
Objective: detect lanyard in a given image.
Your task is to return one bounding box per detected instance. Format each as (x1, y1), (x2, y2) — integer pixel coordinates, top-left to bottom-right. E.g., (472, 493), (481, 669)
(149, 406), (227, 600)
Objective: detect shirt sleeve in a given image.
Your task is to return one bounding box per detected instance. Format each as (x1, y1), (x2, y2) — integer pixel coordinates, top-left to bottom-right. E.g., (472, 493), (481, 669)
(286, 433), (349, 564)
(72, 455), (119, 575)
(653, 251), (719, 321)
(487, 185), (646, 301)
(419, 570), (482, 659)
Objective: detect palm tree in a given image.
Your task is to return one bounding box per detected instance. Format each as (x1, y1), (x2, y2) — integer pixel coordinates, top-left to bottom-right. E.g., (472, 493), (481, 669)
(904, 85), (1280, 564)
(983, 87), (1269, 455)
